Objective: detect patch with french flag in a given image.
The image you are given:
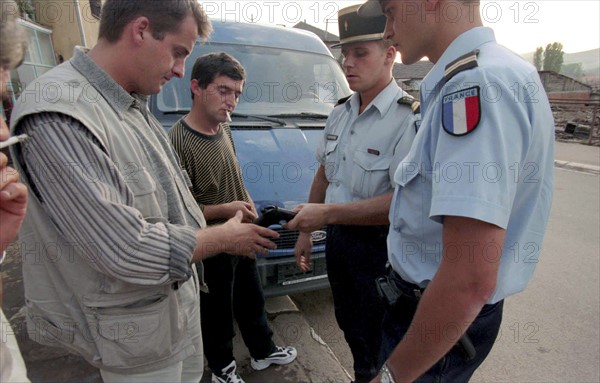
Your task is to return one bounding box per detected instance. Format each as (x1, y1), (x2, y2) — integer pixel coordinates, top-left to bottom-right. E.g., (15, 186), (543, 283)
(442, 86), (481, 136)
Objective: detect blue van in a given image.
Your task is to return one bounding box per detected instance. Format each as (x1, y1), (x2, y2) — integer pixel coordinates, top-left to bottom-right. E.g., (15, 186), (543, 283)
(150, 21), (352, 297)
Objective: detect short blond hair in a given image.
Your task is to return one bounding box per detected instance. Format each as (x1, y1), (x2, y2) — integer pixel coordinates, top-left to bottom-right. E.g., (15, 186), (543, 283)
(0, 0), (27, 70)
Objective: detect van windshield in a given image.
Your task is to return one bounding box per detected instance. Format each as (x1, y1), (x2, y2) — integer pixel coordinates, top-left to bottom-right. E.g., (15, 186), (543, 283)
(156, 42), (351, 116)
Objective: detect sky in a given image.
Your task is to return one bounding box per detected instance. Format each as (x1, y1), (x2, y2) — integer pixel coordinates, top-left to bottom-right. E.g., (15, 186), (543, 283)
(201, 0), (600, 55)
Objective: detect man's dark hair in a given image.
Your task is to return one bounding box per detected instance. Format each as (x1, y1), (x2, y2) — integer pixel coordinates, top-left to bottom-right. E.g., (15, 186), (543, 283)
(98, 0), (212, 43)
(190, 52), (246, 98)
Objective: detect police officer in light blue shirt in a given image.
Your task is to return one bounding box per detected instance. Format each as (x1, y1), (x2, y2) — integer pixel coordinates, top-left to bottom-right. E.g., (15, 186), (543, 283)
(287, 4), (418, 382)
(318, 70), (417, 206)
(358, 1), (554, 382)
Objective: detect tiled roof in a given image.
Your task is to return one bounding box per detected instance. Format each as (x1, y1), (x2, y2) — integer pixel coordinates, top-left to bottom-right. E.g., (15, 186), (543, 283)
(393, 61), (434, 80)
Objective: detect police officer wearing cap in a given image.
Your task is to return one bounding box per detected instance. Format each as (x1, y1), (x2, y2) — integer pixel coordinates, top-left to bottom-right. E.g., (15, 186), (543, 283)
(286, 4), (418, 383)
(358, 1), (555, 382)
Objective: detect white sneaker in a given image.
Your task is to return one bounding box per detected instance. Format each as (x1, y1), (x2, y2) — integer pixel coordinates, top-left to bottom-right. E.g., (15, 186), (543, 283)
(250, 345), (298, 371)
(211, 360), (245, 383)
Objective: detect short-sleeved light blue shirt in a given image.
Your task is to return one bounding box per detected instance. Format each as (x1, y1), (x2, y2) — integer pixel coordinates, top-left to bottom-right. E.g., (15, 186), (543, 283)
(388, 27), (555, 303)
(317, 80), (417, 204)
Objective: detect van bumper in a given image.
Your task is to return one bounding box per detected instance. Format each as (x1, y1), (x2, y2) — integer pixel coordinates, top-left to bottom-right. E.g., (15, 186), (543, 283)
(256, 251), (329, 298)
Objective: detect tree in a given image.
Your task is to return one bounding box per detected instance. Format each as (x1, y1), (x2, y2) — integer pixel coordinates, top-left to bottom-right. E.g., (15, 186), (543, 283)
(561, 63), (584, 80)
(15, 0), (34, 20)
(533, 47), (544, 71)
(543, 42), (564, 73)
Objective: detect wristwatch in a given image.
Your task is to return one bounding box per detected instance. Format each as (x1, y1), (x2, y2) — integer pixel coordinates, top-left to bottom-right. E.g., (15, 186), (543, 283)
(380, 362), (396, 383)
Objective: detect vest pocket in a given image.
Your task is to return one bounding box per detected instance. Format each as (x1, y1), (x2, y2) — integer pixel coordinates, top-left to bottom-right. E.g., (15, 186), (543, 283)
(351, 151), (393, 199)
(126, 169), (168, 221)
(27, 314), (75, 344)
(84, 293), (184, 369)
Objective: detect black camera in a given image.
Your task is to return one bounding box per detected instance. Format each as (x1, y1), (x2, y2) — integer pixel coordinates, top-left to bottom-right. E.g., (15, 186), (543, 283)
(255, 205), (297, 227)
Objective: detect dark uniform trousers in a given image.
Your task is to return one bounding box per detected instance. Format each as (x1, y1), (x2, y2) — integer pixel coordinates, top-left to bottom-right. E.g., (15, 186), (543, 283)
(379, 269), (504, 382)
(199, 254), (276, 372)
(326, 224), (389, 382)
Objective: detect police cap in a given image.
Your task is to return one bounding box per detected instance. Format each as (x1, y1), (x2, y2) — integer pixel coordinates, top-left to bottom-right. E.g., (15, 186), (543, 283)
(331, 3), (387, 48)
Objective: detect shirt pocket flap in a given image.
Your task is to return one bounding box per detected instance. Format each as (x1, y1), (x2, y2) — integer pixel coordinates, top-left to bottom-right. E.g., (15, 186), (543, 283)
(125, 169), (168, 220)
(394, 161), (420, 187)
(353, 151), (393, 171)
(325, 140), (339, 155)
(351, 152), (393, 199)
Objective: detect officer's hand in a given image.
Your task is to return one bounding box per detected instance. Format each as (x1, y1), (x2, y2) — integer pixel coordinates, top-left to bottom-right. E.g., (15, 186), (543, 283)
(286, 203), (328, 233)
(294, 232), (312, 272)
(224, 201), (257, 223)
(221, 211), (279, 258)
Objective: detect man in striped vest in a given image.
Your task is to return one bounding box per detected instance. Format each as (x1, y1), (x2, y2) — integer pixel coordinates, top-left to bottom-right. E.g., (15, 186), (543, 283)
(169, 52), (297, 383)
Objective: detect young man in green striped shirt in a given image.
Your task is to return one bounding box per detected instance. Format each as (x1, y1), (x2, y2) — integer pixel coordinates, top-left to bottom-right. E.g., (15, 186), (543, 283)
(169, 52), (297, 383)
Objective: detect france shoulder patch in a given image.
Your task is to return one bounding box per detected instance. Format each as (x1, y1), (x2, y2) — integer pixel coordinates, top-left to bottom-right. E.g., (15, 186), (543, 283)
(442, 86), (481, 136)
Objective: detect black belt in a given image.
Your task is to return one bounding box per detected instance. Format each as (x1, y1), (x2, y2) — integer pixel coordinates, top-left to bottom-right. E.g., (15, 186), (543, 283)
(387, 268), (425, 301)
(377, 266), (477, 361)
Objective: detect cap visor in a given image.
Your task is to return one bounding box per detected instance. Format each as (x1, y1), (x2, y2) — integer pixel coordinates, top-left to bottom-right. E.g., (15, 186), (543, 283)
(358, 0), (383, 18)
(331, 35), (384, 48)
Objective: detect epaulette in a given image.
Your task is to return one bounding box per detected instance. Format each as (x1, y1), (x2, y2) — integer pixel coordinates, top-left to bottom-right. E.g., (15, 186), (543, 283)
(398, 95), (422, 132)
(335, 95), (351, 107)
(443, 49), (479, 84)
(397, 95), (421, 114)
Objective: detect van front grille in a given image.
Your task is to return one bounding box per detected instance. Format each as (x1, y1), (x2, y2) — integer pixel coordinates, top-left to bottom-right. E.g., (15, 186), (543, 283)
(271, 227), (327, 249)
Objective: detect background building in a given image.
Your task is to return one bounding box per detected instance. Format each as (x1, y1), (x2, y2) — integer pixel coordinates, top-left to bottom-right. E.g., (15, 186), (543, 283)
(4, 0), (101, 111)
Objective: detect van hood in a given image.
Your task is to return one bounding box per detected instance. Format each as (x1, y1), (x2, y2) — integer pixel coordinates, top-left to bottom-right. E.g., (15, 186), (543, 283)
(230, 125), (324, 212)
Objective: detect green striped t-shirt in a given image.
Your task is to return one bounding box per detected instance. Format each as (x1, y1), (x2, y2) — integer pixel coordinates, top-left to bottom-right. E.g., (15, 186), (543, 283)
(169, 118), (251, 225)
